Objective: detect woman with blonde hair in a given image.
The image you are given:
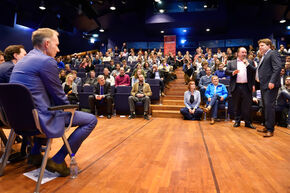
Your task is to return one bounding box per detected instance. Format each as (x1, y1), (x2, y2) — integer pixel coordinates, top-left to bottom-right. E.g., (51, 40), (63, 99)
(180, 81), (203, 120)
(62, 73), (78, 104)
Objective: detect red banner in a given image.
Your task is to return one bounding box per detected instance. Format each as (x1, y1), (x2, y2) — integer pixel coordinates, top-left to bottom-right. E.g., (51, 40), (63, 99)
(164, 35), (176, 56)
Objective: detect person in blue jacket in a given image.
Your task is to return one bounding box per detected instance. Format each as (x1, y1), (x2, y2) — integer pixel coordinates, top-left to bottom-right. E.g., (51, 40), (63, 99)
(10, 28), (98, 176)
(203, 75), (228, 125)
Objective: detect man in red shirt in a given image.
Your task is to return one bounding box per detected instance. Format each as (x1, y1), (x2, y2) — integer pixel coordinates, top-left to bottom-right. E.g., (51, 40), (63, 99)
(115, 67), (130, 86)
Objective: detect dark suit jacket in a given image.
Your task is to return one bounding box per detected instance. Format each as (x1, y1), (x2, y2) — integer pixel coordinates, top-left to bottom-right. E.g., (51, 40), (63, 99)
(225, 59), (256, 93)
(257, 50), (282, 90)
(94, 82), (111, 97)
(0, 61), (14, 83)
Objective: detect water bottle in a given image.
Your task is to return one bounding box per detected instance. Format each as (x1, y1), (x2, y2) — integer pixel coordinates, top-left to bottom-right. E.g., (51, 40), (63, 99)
(70, 153), (78, 179)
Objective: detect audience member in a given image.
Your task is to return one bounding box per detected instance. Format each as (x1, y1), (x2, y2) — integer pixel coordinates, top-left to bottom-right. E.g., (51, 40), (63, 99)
(180, 81), (203, 120)
(0, 50), (4, 64)
(128, 74), (152, 120)
(103, 67), (115, 86)
(214, 63), (228, 79)
(111, 63), (121, 77)
(88, 75), (113, 119)
(0, 45), (26, 83)
(62, 73), (78, 104)
(198, 67), (212, 103)
(276, 76), (290, 128)
(203, 76), (228, 124)
(115, 67), (130, 87)
(84, 70), (98, 87)
(71, 70), (82, 86)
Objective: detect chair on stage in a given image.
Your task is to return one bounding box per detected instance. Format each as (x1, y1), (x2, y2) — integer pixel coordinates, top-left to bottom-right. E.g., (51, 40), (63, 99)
(0, 83), (78, 193)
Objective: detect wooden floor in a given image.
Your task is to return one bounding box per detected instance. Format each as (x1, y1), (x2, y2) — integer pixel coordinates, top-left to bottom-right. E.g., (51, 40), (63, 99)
(0, 117), (290, 193)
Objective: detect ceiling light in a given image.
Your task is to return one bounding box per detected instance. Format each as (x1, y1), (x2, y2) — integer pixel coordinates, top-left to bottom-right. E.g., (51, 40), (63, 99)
(184, 5), (188, 10)
(183, 29), (187, 32)
(160, 30), (164, 33)
(181, 39), (187, 44)
(287, 26), (290, 30)
(204, 4), (208, 8)
(280, 19), (286, 23)
(110, 5), (116, 10)
(90, 38), (96, 44)
(155, 0), (161, 3)
(159, 9), (165, 13)
(206, 28), (210, 32)
(39, 0), (46, 10)
(92, 34), (99, 37)
(99, 28), (105, 32)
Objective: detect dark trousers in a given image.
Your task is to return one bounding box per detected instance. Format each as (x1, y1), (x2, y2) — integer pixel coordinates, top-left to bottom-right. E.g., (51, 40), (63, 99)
(88, 95), (113, 115)
(180, 107), (203, 120)
(207, 94), (225, 119)
(128, 96), (150, 113)
(261, 88), (279, 132)
(232, 83), (252, 124)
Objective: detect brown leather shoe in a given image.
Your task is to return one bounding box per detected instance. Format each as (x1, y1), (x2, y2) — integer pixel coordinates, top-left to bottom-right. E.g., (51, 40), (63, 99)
(46, 159), (70, 177)
(201, 106), (210, 113)
(257, 127), (267, 133)
(263, 131), (274, 137)
(210, 118), (215, 125)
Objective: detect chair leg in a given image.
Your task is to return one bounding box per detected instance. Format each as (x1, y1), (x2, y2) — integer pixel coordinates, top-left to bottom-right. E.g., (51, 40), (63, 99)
(62, 134), (72, 158)
(0, 128), (8, 145)
(204, 112), (207, 121)
(0, 129), (16, 176)
(34, 138), (52, 193)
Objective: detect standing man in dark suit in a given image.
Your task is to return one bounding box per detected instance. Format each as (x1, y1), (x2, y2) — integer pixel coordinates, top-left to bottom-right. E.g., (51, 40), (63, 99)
(226, 47), (256, 129)
(0, 45), (26, 83)
(256, 39), (282, 137)
(88, 75), (113, 119)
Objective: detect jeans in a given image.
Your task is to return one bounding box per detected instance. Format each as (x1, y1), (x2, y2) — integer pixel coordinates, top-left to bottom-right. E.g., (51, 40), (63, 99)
(180, 107), (203, 120)
(208, 94), (225, 119)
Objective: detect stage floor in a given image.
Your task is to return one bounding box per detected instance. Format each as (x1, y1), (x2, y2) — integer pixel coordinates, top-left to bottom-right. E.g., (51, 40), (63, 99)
(0, 117), (289, 193)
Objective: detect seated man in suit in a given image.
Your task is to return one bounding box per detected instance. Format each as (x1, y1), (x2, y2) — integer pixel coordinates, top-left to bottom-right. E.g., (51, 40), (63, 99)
(10, 28), (97, 176)
(203, 75), (228, 125)
(88, 75), (113, 119)
(128, 74), (152, 120)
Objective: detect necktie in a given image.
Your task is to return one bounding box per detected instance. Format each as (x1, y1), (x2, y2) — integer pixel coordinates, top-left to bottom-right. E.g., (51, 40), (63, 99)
(190, 95), (195, 104)
(100, 86), (104, 95)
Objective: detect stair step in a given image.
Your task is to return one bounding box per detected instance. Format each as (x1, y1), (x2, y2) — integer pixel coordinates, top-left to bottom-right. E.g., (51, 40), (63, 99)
(152, 110), (182, 118)
(163, 95), (184, 100)
(151, 104), (184, 111)
(166, 90), (185, 95)
(163, 100), (184, 105)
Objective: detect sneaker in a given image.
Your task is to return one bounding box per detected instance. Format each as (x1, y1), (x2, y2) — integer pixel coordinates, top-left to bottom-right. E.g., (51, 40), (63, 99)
(128, 113), (136, 119)
(144, 114), (150, 120)
(46, 159), (70, 177)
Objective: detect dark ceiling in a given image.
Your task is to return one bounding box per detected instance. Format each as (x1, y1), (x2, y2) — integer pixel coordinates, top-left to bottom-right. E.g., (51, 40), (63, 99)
(0, 0), (289, 42)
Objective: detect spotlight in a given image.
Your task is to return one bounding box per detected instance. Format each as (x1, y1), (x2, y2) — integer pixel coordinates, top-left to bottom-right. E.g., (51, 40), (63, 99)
(159, 9), (165, 13)
(155, 0), (161, 3)
(181, 39), (187, 44)
(92, 34), (99, 37)
(184, 5), (188, 10)
(183, 29), (187, 32)
(280, 19), (286, 23)
(90, 38), (96, 44)
(99, 28), (105, 32)
(206, 28), (210, 32)
(204, 4), (208, 8)
(39, 0), (46, 10)
(287, 26), (290, 30)
(160, 30), (164, 33)
(110, 5), (116, 10)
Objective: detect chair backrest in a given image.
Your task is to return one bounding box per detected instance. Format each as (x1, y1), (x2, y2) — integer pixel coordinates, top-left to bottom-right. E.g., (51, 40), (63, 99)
(0, 83), (39, 135)
(83, 85), (94, 92)
(77, 72), (86, 78)
(116, 86), (132, 93)
(147, 79), (160, 85)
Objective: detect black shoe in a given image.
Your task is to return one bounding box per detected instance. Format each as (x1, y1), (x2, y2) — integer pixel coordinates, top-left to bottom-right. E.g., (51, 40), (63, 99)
(257, 127), (267, 133)
(8, 152), (27, 163)
(233, 122), (240, 127)
(27, 154), (43, 167)
(107, 114), (111, 119)
(128, 113), (136, 119)
(245, 123), (256, 129)
(144, 114), (150, 120)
